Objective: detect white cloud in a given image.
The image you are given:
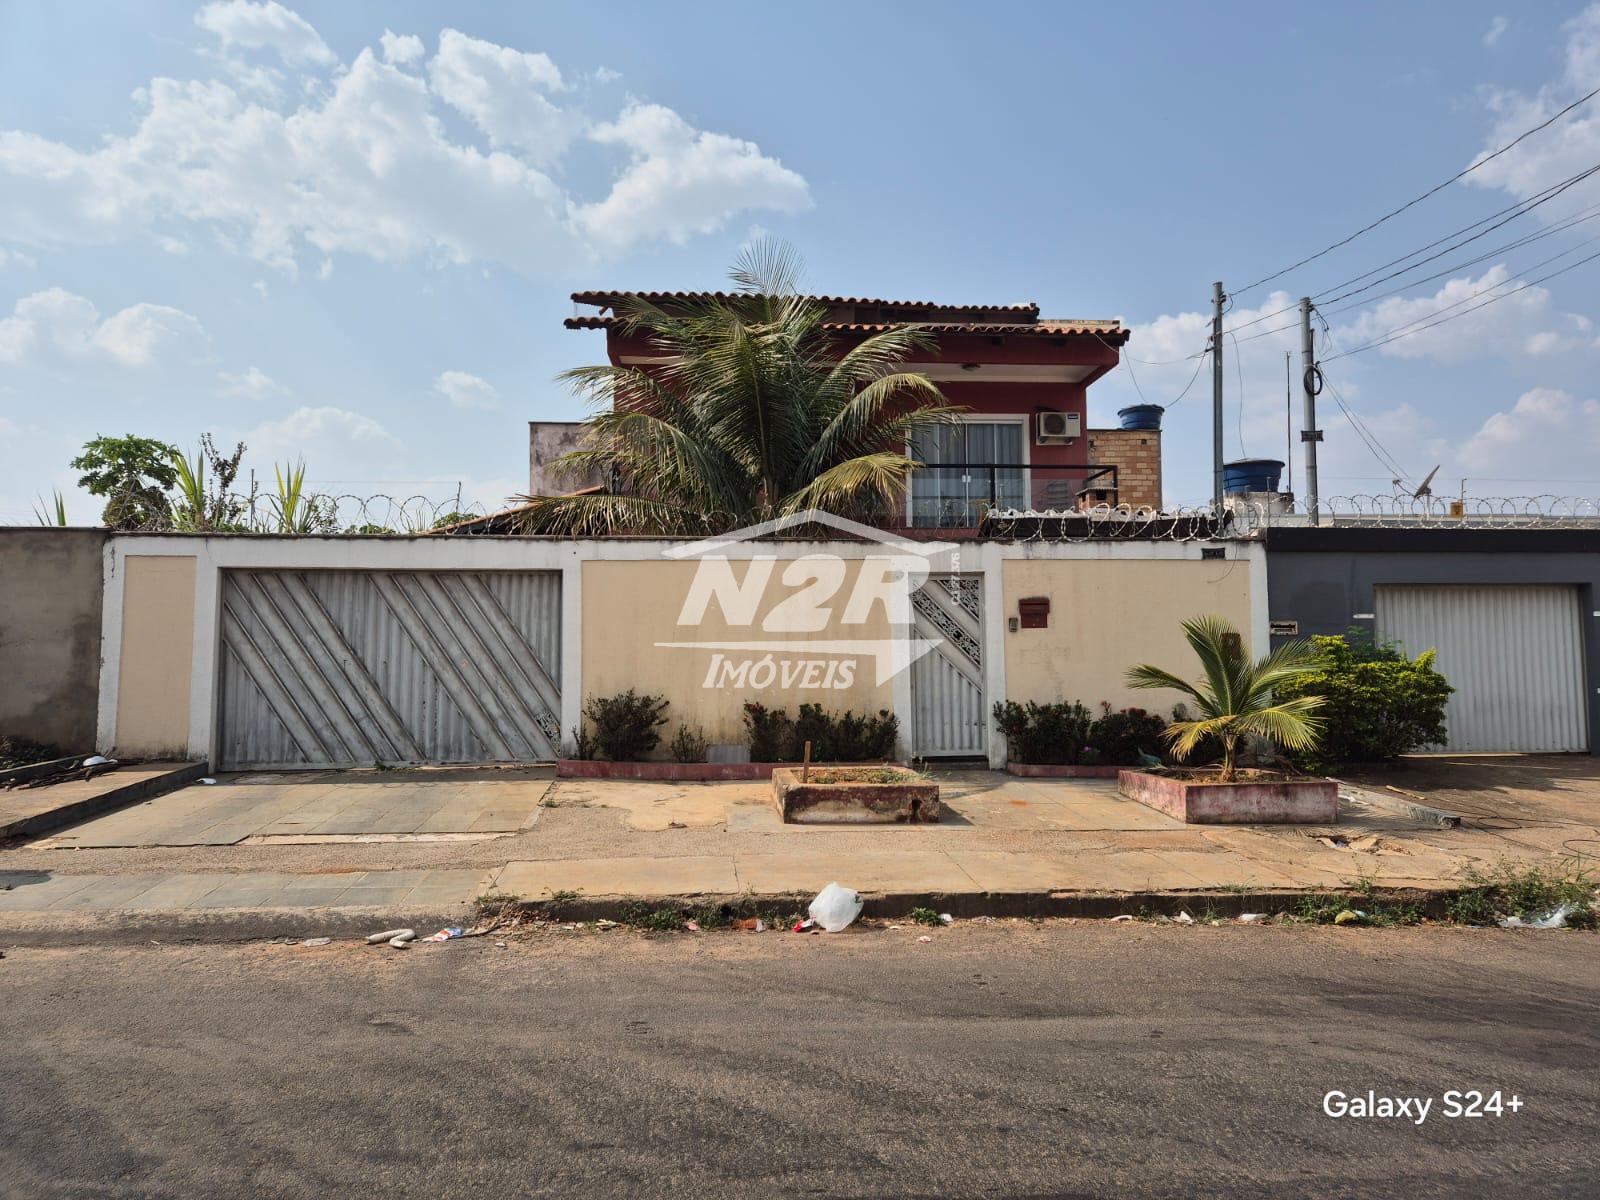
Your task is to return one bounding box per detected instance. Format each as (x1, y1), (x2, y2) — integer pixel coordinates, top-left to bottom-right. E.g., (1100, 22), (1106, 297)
(0, 417), (17, 436)
(1458, 387), (1600, 472)
(217, 366), (285, 398)
(0, 247), (36, 269)
(0, 288), (206, 367)
(1465, 5), (1600, 207)
(0, 12), (810, 275)
(242, 405), (403, 475)
(576, 103), (811, 250)
(380, 30), (424, 66)
(1484, 16), (1509, 48)
(434, 369), (499, 410)
(1334, 264), (1594, 363)
(195, 0), (336, 66)
(428, 29), (577, 164)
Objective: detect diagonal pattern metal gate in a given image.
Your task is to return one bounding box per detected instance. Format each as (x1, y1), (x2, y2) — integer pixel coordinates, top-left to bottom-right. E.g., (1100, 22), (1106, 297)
(217, 570), (562, 769)
(910, 574), (986, 757)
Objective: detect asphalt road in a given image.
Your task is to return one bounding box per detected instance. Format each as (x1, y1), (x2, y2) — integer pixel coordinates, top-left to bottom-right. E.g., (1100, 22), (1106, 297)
(1, 922), (1596, 1199)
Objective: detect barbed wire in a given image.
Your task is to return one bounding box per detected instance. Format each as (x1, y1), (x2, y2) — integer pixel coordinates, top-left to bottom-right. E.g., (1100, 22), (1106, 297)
(985, 493), (1600, 542)
(116, 492), (501, 535)
(98, 489), (1600, 540)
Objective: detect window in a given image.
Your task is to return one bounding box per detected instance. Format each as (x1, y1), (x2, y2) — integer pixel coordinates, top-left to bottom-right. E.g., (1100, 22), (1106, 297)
(908, 420), (1026, 528)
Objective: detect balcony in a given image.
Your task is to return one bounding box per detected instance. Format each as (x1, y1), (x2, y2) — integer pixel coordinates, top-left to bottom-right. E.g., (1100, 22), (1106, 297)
(901, 462), (1119, 530)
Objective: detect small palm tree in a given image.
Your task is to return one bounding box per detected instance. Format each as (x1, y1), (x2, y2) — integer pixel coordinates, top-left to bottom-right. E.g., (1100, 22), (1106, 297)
(515, 242), (963, 535)
(1125, 615), (1325, 781)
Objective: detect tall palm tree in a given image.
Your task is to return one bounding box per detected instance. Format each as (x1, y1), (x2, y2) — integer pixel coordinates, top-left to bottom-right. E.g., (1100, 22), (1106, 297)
(1125, 615), (1325, 781)
(516, 243), (963, 535)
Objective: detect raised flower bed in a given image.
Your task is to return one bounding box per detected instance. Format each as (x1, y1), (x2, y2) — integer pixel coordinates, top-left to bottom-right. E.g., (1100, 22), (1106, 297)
(1117, 768), (1338, 824)
(771, 766), (941, 824)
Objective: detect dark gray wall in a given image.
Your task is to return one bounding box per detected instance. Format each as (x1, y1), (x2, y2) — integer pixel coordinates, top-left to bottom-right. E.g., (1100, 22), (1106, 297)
(0, 528), (107, 751)
(1264, 528), (1600, 755)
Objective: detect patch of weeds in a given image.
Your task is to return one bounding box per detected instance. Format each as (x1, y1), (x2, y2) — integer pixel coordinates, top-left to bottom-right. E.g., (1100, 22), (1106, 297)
(617, 896), (803, 933)
(906, 907), (944, 927)
(1287, 883), (1422, 928)
(473, 889), (523, 917)
(1445, 859), (1597, 928)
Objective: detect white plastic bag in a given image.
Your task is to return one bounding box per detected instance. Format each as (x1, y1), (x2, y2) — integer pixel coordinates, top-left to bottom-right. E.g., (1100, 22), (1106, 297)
(1499, 905), (1574, 929)
(808, 882), (862, 933)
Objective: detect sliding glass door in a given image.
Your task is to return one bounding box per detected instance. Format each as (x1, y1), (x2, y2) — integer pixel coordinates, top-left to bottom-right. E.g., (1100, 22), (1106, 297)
(908, 421), (1026, 528)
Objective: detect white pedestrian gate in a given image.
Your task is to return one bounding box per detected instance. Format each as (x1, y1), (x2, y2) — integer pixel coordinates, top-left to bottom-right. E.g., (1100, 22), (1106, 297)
(910, 574), (986, 757)
(1375, 584), (1587, 753)
(217, 570), (562, 769)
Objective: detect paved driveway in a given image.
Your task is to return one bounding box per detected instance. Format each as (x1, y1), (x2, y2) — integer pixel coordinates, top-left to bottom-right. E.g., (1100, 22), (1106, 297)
(37, 768), (552, 849)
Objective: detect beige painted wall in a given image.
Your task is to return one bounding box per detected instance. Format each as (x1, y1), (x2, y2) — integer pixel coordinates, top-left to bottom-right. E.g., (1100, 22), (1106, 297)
(1002, 558), (1254, 714)
(583, 559), (896, 749)
(114, 555), (196, 757)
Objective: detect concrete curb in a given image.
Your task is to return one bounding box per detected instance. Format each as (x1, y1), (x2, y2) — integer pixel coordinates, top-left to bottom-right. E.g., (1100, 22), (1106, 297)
(0, 885), (1460, 946)
(0, 903), (477, 947)
(0, 761), (211, 841)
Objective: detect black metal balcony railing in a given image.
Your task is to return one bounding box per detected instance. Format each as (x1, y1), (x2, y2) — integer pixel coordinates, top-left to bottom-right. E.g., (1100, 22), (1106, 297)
(904, 463), (1118, 529)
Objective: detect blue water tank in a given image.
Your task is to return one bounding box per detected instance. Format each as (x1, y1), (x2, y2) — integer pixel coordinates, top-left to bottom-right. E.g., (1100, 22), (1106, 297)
(1222, 458), (1285, 494)
(1117, 404), (1164, 431)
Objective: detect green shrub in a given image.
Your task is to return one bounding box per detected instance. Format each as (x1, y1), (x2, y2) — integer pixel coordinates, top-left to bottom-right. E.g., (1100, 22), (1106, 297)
(991, 700), (1094, 764)
(669, 724), (710, 764)
(742, 702), (898, 761)
(1089, 703), (1167, 764)
(743, 702), (793, 762)
(993, 701), (1173, 766)
(581, 689), (669, 761)
(1276, 632), (1452, 767)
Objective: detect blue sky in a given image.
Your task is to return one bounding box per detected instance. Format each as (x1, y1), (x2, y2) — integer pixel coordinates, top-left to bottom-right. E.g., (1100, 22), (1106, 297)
(4, 1), (1600, 521)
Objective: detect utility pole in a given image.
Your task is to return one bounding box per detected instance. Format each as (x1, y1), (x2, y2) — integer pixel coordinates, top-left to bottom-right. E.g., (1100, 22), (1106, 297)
(1212, 281), (1225, 510)
(1299, 297), (1322, 525)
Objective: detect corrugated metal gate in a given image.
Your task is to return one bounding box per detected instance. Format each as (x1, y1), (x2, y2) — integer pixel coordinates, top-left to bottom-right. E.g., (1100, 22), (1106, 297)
(1376, 584), (1587, 753)
(910, 575), (986, 757)
(217, 570), (561, 769)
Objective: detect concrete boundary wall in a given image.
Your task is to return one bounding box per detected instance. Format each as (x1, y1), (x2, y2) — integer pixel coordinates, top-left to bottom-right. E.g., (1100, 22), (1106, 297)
(97, 534), (1269, 767)
(0, 528), (107, 751)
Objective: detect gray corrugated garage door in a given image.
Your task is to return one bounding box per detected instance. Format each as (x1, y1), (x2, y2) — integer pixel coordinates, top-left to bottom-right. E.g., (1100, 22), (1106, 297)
(217, 570), (561, 769)
(1375, 584), (1587, 752)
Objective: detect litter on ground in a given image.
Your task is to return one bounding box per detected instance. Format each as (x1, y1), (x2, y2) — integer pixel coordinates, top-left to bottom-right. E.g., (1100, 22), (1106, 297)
(300, 936), (331, 947)
(808, 883), (863, 933)
(422, 927), (464, 943)
(1239, 913), (1266, 924)
(366, 928), (414, 945)
(1499, 905), (1575, 929)
(917, 934), (933, 944)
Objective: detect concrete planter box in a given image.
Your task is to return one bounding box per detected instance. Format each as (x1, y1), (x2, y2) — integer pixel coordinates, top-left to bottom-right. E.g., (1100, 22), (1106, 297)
(1005, 763), (1123, 779)
(557, 759), (900, 782)
(558, 760), (777, 781)
(1118, 768), (1338, 824)
(771, 767), (941, 824)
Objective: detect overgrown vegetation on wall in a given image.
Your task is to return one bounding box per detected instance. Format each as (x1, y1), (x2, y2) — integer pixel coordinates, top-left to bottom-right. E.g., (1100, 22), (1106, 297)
(991, 700), (1167, 766)
(742, 702), (899, 762)
(1276, 632), (1452, 767)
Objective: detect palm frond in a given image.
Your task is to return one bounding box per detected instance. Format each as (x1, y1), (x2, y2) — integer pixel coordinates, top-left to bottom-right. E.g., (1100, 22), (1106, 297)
(1124, 664), (1208, 709)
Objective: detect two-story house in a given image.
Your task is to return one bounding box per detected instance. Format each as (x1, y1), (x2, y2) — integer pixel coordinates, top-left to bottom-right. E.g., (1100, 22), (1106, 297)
(529, 291), (1161, 530)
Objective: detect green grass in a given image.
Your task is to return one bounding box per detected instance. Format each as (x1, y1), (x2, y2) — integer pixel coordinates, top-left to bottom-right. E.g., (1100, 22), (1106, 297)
(906, 907), (944, 927)
(616, 896), (804, 932)
(1444, 859), (1597, 928)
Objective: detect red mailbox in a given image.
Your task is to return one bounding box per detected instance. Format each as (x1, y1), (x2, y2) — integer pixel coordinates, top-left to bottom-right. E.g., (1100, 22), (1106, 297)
(1018, 596), (1050, 629)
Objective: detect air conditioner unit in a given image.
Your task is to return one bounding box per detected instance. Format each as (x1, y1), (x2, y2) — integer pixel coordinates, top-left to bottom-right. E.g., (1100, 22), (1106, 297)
(1035, 410), (1081, 444)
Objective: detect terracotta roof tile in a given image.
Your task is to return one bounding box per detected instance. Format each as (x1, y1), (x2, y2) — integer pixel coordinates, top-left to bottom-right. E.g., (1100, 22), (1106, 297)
(570, 290), (1040, 315)
(564, 314), (1129, 343)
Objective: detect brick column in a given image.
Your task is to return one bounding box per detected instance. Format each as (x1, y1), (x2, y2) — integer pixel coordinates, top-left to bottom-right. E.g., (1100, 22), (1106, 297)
(1087, 428), (1162, 509)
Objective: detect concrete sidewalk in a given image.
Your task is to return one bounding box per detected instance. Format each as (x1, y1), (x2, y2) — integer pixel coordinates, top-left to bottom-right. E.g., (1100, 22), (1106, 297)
(1, 763), (1593, 929)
